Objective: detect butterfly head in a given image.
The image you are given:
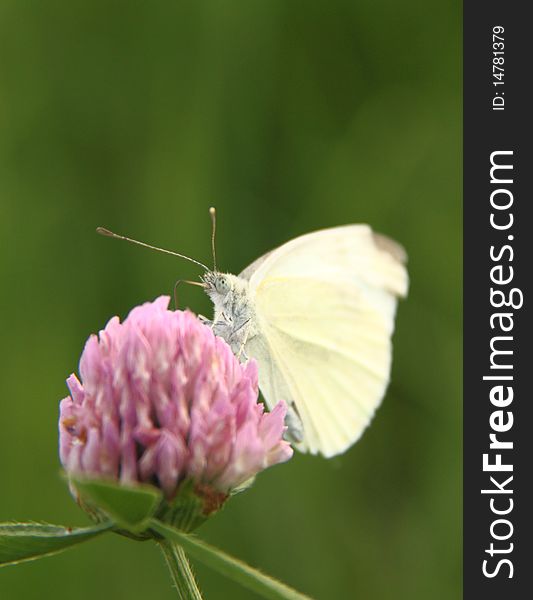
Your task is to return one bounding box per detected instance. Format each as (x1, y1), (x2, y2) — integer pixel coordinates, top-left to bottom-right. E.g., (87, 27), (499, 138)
(202, 271), (237, 303)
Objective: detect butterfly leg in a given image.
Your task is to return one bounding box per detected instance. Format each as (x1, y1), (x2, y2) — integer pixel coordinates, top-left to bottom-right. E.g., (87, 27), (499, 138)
(173, 280), (184, 310)
(198, 314), (213, 327)
(234, 320), (252, 361)
(284, 404), (304, 444)
(236, 331), (249, 361)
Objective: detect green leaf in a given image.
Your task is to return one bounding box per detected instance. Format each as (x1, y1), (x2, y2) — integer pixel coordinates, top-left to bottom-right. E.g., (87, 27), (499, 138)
(150, 519), (314, 600)
(0, 521), (112, 567)
(72, 477), (163, 532)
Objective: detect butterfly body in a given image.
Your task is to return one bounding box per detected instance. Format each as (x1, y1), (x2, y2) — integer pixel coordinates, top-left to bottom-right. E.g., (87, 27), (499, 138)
(202, 270), (305, 443)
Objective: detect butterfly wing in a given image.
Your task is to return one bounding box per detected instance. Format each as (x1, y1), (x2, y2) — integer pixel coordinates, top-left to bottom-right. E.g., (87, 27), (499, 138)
(242, 225), (408, 457)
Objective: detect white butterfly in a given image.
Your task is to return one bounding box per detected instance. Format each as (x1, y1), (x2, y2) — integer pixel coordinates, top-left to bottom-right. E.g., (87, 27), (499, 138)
(98, 214), (408, 458)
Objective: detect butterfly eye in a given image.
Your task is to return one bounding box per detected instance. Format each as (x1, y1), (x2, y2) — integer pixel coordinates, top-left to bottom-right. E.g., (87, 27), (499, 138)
(216, 277), (230, 294)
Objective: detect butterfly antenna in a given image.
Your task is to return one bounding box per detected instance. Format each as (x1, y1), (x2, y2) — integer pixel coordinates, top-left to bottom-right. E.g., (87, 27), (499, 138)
(209, 206), (218, 272)
(96, 227), (209, 271)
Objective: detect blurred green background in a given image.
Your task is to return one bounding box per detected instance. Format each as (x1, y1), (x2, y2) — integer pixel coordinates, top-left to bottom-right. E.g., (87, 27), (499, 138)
(0, 1), (461, 599)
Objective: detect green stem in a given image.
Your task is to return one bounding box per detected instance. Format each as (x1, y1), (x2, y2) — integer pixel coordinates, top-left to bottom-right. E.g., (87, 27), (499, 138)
(159, 541), (204, 600)
(151, 519), (313, 600)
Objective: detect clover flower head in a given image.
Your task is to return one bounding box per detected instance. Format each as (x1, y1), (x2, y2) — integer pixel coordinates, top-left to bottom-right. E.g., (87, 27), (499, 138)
(59, 296), (292, 502)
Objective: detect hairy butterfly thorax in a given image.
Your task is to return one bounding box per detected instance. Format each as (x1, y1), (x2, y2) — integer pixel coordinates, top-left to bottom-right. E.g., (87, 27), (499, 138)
(201, 272), (258, 357)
